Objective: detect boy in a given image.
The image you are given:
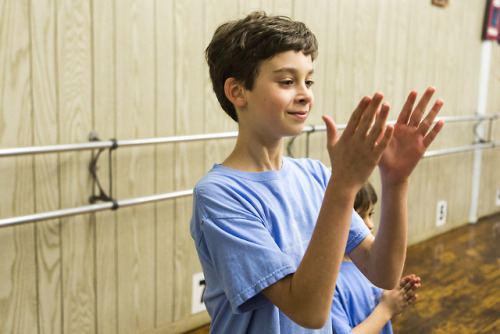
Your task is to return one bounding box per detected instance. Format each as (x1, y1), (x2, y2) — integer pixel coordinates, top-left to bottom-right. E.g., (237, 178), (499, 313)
(331, 182), (421, 333)
(190, 11), (444, 333)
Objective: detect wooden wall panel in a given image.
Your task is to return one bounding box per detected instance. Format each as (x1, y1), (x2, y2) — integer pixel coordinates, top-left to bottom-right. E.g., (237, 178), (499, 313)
(30, 0), (63, 333)
(56, 0), (95, 333)
(173, 0), (206, 324)
(92, 0), (118, 333)
(115, 0), (156, 333)
(155, 0), (176, 327)
(292, 0), (331, 165)
(0, 1), (37, 334)
(203, 1), (238, 174)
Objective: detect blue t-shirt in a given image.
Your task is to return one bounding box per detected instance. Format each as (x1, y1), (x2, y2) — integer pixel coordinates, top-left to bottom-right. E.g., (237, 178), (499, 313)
(190, 157), (370, 334)
(331, 261), (393, 334)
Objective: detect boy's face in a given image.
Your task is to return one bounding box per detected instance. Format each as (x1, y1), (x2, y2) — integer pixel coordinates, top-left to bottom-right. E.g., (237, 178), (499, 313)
(239, 50), (314, 140)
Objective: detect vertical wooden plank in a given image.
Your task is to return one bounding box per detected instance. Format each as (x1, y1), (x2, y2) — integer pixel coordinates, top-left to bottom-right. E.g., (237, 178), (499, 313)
(173, 0), (205, 323)
(259, 0), (293, 16)
(321, 0), (340, 121)
(0, 0), (38, 333)
(373, 0), (410, 108)
(238, 0), (262, 15)
(326, 0), (356, 125)
(92, 0), (118, 333)
(0, 225), (38, 333)
(115, 0), (156, 332)
(292, 0), (330, 164)
(156, 0), (176, 327)
(30, 0), (63, 333)
(56, 0), (94, 333)
(203, 0), (239, 170)
(272, 0), (293, 16)
(403, 0), (437, 244)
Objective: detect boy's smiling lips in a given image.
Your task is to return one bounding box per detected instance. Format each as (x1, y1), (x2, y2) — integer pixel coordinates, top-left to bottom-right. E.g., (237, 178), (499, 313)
(287, 111), (308, 120)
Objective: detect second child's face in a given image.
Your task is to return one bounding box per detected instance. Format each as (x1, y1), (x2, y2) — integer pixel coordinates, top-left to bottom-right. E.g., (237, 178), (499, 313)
(357, 203), (375, 232)
(240, 50), (314, 140)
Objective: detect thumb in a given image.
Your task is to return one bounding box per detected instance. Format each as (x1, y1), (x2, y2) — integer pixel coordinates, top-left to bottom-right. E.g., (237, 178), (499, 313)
(322, 115), (339, 146)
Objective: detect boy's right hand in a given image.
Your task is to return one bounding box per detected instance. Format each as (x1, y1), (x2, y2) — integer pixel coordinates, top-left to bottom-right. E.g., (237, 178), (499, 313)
(322, 92), (393, 190)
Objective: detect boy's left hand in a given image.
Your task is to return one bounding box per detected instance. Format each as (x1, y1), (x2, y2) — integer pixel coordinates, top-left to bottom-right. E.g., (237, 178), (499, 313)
(378, 86), (444, 183)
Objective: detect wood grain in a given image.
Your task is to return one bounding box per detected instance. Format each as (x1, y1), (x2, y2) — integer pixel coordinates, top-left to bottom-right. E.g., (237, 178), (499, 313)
(115, 0), (156, 332)
(56, 0), (95, 333)
(30, 0), (63, 332)
(0, 0), (37, 333)
(156, 0), (176, 327)
(173, 0), (206, 323)
(92, 0), (118, 333)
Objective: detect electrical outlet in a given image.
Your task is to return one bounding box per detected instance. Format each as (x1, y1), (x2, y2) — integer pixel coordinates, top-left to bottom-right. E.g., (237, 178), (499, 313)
(496, 189), (500, 207)
(191, 272), (207, 314)
(436, 200), (447, 227)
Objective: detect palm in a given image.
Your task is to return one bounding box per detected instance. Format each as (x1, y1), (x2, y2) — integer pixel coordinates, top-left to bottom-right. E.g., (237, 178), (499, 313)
(379, 87), (444, 183)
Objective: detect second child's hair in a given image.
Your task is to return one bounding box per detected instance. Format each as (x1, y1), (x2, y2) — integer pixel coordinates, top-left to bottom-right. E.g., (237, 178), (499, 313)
(205, 11), (318, 122)
(354, 182), (378, 216)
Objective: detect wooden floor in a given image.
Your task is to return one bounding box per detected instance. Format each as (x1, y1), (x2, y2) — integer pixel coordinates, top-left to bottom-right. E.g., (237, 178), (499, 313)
(186, 212), (500, 334)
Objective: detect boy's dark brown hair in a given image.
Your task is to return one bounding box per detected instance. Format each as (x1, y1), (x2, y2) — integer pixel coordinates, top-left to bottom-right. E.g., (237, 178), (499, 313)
(354, 182), (378, 217)
(205, 11), (318, 122)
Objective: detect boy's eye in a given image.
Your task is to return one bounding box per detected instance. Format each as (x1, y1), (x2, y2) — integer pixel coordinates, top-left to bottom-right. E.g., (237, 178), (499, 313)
(306, 80), (314, 87)
(369, 211), (375, 217)
(280, 79), (293, 86)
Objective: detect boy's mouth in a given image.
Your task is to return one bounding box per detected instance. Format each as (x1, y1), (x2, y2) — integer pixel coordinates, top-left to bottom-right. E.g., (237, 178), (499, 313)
(287, 111), (308, 120)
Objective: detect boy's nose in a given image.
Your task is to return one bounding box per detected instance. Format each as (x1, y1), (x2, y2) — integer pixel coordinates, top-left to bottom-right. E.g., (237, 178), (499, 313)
(296, 87), (313, 104)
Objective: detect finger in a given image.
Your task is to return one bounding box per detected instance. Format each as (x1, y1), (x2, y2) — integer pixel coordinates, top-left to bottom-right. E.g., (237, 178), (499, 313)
(407, 294), (418, 304)
(408, 86), (436, 127)
(400, 274), (415, 287)
(418, 98), (444, 134)
(374, 124), (394, 155)
(409, 293), (418, 301)
(322, 115), (339, 146)
(397, 90), (418, 125)
(402, 279), (414, 292)
(400, 278), (410, 288)
(368, 102), (391, 144)
(423, 119), (445, 148)
(343, 96), (372, 136)
(358, 92), (384, 135)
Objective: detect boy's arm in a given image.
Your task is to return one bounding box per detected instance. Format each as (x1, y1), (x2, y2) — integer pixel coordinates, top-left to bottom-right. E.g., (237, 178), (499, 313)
(263, 93), (393, 329)
(349, 87), (444, 289)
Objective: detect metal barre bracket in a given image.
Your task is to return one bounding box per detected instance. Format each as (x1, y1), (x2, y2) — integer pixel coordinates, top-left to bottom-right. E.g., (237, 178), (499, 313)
(88, 131), (119, 210)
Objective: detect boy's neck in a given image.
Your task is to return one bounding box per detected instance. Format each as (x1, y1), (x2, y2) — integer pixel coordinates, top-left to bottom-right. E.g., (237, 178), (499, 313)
(222, 136), (284, 172)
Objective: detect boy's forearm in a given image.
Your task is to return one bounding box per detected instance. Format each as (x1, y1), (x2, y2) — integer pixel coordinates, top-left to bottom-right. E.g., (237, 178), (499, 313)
(264, 178), (358, 328)
(368, 179), (409, 289)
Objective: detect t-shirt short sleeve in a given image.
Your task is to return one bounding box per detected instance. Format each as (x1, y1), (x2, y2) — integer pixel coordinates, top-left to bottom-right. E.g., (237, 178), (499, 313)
(202, 216), (296, 313)
(346, 209), (370, 254)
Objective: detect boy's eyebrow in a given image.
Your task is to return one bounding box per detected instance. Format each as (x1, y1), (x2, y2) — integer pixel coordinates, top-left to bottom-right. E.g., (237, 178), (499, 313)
(273, 67), (314, 75)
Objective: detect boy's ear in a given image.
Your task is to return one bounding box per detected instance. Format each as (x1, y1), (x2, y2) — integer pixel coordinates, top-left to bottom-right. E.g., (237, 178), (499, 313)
(224, 78), (247, 107)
